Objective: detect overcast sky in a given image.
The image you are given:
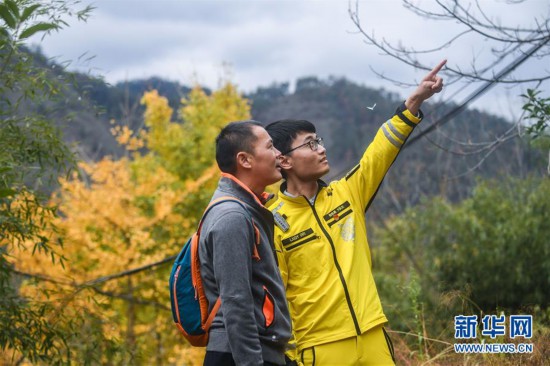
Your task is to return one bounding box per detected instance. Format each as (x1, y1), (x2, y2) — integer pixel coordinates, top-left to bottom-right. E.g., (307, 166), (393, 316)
(34, 0), (550, 120)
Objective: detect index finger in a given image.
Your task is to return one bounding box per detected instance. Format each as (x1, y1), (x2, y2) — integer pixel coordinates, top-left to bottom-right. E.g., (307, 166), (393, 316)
(428, 59), (447, 77)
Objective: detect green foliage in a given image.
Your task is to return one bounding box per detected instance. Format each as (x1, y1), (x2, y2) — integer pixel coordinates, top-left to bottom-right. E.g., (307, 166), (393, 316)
(0, 0), (94, 363)
(0, 289), (68, 364)
(523, 88), (549, 139)
(374, 176), (550, 336)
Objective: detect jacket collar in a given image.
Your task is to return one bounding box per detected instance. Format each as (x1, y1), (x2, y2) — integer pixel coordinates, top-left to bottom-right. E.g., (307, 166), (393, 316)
(278, 179), (328, 205)
(219, 172), (273, 207)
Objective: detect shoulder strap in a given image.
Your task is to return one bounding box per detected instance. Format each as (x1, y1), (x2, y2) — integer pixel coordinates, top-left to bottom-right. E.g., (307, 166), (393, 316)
(197, 196), (260, 253)
(196, 196), (249, 234)
(195, 196), (255, 329)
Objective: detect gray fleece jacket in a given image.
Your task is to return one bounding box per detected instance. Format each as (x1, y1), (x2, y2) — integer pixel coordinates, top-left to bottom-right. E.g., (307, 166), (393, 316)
(199, 174), (292, 366)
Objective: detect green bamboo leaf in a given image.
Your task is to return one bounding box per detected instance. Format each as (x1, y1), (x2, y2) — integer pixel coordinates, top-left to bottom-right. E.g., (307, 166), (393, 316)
(19, 22), (58, 39)
(20, 4), (40, 23)
(5, 0), (19, 19)
(0, 4), (16, 29)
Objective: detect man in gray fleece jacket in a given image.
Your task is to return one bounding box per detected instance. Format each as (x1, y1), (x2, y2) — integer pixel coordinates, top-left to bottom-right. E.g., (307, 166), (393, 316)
(199, 120), (292, 366)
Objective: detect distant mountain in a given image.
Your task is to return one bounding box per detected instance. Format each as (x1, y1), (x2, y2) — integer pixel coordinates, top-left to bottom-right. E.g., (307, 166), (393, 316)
(18, 47), (195, 161)
(20, 47), (545, 221)
(70, 74), (194, 160)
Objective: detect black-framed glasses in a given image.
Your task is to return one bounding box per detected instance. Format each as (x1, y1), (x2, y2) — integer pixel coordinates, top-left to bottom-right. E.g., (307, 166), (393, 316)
(283, 137), (324, 155)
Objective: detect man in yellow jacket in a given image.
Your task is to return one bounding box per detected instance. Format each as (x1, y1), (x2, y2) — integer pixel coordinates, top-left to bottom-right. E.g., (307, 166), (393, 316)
(265, 60), (446, 366)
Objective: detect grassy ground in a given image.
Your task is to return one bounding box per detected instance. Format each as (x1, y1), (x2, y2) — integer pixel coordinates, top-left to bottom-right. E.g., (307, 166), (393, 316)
(389, 326), (549, 366)
(172, 321), (549, 365)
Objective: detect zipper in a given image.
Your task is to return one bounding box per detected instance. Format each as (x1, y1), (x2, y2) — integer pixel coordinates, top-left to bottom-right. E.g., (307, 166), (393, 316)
(305, 197), (361, 335)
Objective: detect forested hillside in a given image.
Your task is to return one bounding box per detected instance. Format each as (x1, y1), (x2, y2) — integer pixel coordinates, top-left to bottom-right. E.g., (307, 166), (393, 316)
(58, 50), (546, 221)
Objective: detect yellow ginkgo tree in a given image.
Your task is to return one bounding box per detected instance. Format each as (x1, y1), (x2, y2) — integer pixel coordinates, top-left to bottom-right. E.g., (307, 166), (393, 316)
(10, 82), (252, 365)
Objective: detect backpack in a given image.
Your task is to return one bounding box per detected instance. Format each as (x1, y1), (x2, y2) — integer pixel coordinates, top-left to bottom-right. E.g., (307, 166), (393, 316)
(169, 196), (259, 347)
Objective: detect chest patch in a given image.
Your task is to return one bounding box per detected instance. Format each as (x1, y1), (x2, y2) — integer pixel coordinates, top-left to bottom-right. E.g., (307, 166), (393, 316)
(338, 217), (355, 242)
(324, 201), (352, 227)
(271, 202), (289, 232)
(274, 212), (290, 232)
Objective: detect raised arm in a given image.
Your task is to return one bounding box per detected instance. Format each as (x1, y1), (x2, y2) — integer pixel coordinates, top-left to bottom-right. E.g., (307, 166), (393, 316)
(405, 59), (446, 115)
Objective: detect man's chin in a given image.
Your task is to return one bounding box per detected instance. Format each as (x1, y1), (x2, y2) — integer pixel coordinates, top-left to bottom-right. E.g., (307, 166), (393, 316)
(268, 171), (283, 185)
(313, 166), (330, 180)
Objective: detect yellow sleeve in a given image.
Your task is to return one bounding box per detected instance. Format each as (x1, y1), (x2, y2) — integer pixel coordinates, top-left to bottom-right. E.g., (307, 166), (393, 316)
(343, 103), (422, 210)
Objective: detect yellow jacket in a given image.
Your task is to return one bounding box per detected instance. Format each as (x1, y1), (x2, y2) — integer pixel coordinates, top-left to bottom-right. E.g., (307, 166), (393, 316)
(268, 103), (422, 352)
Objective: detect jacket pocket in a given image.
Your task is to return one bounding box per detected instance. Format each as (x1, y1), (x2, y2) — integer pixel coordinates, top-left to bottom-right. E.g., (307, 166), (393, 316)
(262, 286), (275, 328)
(282, 228), (319, 252)
(252, 222), (261, 261)
(323, 201), (352, 227)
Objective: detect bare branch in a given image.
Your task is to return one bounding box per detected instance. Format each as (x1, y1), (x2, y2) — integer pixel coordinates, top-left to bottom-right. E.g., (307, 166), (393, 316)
(350, 0), (550, 86)
(444, 142), (501, 180)
(421, 125), (519, 156)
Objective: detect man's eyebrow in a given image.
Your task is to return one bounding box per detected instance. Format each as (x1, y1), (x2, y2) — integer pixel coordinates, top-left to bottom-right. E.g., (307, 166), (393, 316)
(302, 135), (316, 142)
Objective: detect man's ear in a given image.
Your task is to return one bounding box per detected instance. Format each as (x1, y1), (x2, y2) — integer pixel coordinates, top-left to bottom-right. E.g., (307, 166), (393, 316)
(236, 151), (252, 169)
(279, 154), (292, 172)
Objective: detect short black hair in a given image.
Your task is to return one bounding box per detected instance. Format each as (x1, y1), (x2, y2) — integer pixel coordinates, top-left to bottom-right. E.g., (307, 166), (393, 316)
(265, 119), (316, 155)
(216, 120), (263, 174)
